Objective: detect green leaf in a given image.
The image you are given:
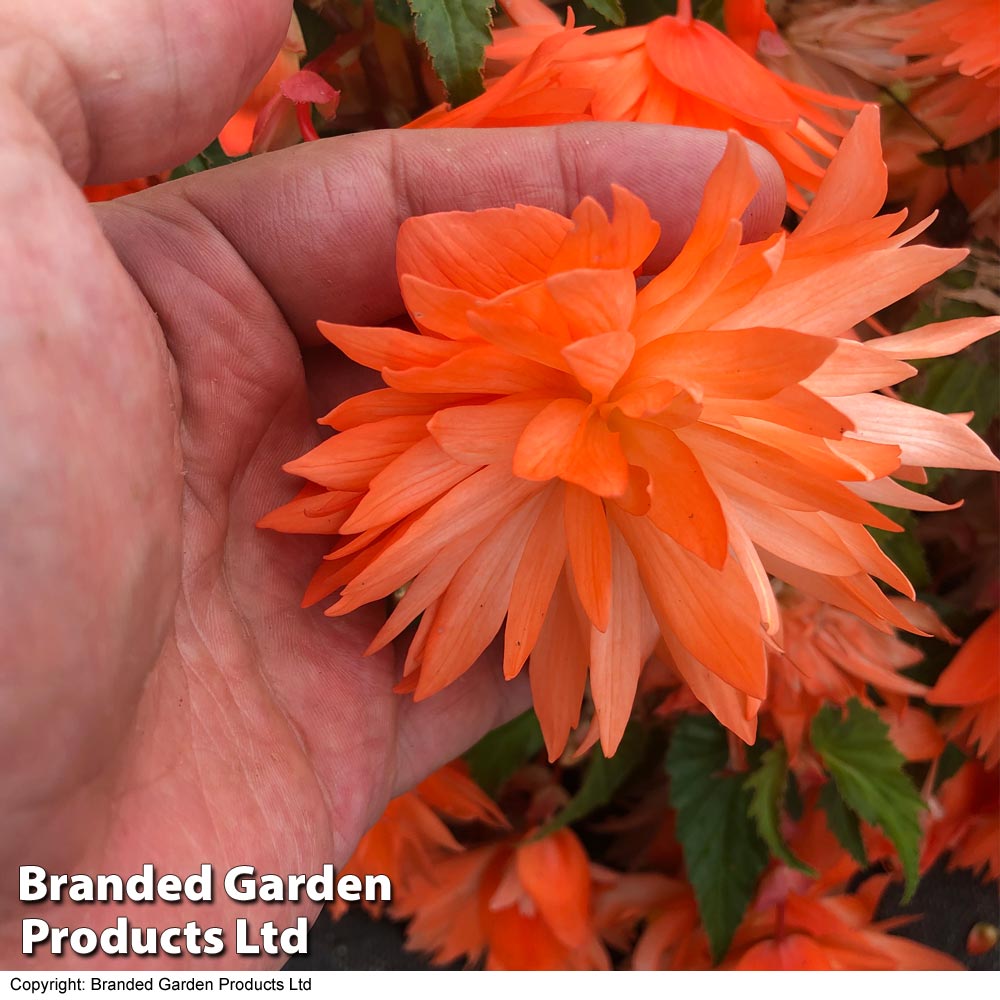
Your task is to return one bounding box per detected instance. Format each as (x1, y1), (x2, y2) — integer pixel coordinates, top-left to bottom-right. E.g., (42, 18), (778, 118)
(666, 715), (769, 962)
(170, 139), (248, 180)
(408, 0), (495, 106)
(694, 0), (726, 29)
(376, 0), (414, 32)
(465, 708), (544, 795)
(818, 780), (867, 867)
(535, 723), (648, 837)
(581, 0), (626, 26)
(746, 744), (814, 874)
(934, 742), (968, 791)
(811, 700), (925, 899)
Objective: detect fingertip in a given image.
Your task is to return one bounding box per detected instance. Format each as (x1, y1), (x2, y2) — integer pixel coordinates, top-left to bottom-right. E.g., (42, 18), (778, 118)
(742, 139), (787, 242)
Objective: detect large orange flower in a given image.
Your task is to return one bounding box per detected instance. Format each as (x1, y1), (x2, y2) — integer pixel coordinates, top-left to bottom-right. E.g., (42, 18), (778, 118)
(412, 0), (861, 209)
(888, 0), (1000, 149)
(262, 106), (999, 759)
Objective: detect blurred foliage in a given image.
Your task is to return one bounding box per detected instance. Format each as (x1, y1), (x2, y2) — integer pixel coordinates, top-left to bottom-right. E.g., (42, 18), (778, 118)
(536, 723), (649, 837)
(465, 709), (544, 795)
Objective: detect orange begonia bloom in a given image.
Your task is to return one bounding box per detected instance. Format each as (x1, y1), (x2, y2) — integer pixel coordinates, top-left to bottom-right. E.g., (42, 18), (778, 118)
(333, 761), (506, 916)
(414, 0), (861, 209)
(927, 611), (1000, 768)
(725, 872), (962, 970)
(593, 873), (711, 970)
(397, 826), (610, 970)
(888, 0), (1000, 149)
(763, 589), (935, 759)
(262, 106), (1000, 759)
(922, 760), (1000, 883)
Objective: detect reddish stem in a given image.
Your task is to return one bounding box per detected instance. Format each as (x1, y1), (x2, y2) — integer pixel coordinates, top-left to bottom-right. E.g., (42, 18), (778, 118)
(296, 102), (320, 142)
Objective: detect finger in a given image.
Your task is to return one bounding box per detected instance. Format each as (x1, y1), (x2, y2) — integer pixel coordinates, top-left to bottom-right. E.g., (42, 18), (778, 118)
(100, 123), (786, 344)
(392, 649), (532, 797)
(2, 0), (292, 182)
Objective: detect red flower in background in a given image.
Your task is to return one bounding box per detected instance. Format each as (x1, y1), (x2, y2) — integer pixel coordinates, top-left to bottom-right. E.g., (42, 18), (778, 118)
(218, 12), (307, 155)
(927, 611), (1000, 768)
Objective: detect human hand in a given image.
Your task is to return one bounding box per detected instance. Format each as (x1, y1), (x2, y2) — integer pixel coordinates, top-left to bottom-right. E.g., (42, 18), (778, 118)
(0, 0), (783, 968)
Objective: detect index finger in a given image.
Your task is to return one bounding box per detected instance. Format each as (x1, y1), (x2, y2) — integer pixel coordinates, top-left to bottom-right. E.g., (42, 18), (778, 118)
(97, 123), (786, 344)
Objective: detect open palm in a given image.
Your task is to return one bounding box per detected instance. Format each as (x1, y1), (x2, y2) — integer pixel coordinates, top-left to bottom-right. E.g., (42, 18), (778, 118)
(0, 0), (783, 969)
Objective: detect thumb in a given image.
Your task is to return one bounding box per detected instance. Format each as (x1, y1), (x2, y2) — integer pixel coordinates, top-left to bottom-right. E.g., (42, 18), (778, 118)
(1, 0), (292, 183)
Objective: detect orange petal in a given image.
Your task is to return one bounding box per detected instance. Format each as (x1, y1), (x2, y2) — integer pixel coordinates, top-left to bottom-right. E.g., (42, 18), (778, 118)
(530, 572), (589, 760)
(562, 410), (631, 497)
(868, 315), (1000, 360)
(613, 507), (767, 698)
(547, 185), (660, 274)
(928, 612), (1000, 706)
(396, 204), (572, 297)
(341, 437), (474, 533)
(322, 388), (474, 431)
(331, 466), (543, 615)
(564, 484), (613, 632)
(723, 244), (967, 336)
(800, 339), (916, 395)
(504, 486), (567, 678)
(513, 397), (589, 481)
(795, 105), (886, 239)
(646, 16), (801, 128)
(416, 493), (547, 698)
(628, 327), (835, 400)
(316, 320), (462, 370)
(386, 344), (571, 395)
(617, 418), (728, 568)
(428, 394), (553, 466)
(516, 829), (592, 950)
(836, 393), (1000, 471)
(399, 275), (480, 340)
(589, 526), (646, 754)
(257, 486), (358, 534)
(545, 268), (637, 338)
(562, 330), (635, 402)
(283, 415), (429, 490)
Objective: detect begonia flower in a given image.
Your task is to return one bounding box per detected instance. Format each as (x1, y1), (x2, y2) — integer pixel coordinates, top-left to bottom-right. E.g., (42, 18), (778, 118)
(332, 761), (506, 917)
(397, 826), (611, 970)
(262, 106), (999, 759)
(922, 760), (999, 882)
(416, 0), (863, 209)
(218, 12), (307, 155)
(888, 0), (1000, 149)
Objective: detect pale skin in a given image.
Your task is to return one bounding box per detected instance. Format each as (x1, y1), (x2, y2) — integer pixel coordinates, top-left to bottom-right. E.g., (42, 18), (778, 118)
(0, 0), (785, 969)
